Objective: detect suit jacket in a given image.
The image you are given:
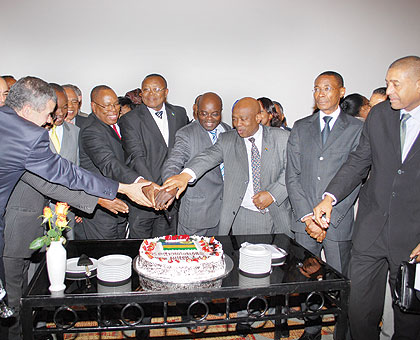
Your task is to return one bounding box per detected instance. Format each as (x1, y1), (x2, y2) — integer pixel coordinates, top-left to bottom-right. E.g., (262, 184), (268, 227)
(79, 114), (141, 237)
(0, 105), (118, 235)
(286, 111), (363, 241)
(4, 172), (98, 258)
(50, 121), (80, 227)
(119, 102), (189, 218)
(162, 121), (231, 231)
(50, 121), (79, 165)
(326, 101), (420, 262)
(187, 125), (292, 236)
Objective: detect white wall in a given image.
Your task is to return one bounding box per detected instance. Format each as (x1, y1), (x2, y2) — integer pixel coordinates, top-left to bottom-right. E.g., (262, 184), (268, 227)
(2, 0), (420, 125)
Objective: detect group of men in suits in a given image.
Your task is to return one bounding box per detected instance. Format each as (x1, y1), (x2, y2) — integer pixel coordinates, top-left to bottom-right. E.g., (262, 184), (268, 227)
(2, 55), (420, 340)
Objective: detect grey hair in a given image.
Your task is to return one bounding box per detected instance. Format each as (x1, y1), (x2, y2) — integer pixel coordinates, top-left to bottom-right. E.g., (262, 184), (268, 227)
(5, 76), (56, 112)
(62, 84), (81, 97)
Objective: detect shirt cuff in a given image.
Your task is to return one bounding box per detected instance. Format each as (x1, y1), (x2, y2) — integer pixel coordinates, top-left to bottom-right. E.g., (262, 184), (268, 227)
(134, 176), (144, 183)
(268, 192), (276, 203)
(300, 212), (313, 222)
(181, 168), (196, 182)
(322, 192), (337, 205)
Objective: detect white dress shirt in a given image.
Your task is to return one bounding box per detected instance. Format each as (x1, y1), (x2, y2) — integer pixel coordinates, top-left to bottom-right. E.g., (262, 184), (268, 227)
(148, 103), (169, 146)
(319, 107), (341, 131)
(401, 104), (420, 162)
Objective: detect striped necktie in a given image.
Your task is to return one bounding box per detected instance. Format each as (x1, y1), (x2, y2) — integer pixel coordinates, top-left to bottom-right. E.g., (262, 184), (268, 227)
(209, 129), (224, 179)
(50, 125), (61, 153)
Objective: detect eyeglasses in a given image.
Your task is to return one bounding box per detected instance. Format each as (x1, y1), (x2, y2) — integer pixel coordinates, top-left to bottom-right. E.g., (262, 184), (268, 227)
(313, 86), (338, 94)
(141, 87), (166, 94)
(198, 111), (221, 118)
(93, 101), (120, 111)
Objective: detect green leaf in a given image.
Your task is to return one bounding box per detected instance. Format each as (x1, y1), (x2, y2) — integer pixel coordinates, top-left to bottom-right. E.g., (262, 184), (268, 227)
(47, 229), (58, 238)
(29, 236), (46, 250)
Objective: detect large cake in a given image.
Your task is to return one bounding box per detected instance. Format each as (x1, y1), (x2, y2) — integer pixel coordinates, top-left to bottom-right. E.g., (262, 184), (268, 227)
(136, 235), (226, 284)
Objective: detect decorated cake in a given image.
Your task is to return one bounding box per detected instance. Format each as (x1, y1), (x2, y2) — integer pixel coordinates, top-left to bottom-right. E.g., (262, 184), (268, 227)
(136, 235), (226, 283)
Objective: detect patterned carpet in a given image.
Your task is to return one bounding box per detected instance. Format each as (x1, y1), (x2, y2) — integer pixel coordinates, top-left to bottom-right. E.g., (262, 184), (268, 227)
(56, 315), (335, 339)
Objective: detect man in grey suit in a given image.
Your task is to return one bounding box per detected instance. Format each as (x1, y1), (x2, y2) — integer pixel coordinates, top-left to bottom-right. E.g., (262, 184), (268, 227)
(163, 97), (292, 236)
(160, 92), (230, 236)
(286, 71), (363, 340)
(48, 84), (81, 237)
(3, 172), (127, 340)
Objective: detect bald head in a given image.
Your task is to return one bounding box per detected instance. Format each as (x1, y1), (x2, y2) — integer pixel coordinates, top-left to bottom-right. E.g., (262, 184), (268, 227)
(232, 97), (262, 138)
(197, 92), (223, 131)
(386, 55), (420, 111)
(0, 77), (8, 106)
(389, 56), (420, 80)
(90, 85), (119, 126)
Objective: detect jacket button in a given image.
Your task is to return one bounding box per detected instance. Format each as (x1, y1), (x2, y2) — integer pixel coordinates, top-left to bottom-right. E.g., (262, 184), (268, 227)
(397, 169), (403, 174)
(319, 157), (324, 161)
(392, 192), (396, 197)
(317, 177), (321, 181)
(233, 211), (236, 215)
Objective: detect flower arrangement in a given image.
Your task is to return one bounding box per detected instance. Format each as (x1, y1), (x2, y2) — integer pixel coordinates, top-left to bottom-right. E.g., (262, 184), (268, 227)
(29, 202), (71, 250)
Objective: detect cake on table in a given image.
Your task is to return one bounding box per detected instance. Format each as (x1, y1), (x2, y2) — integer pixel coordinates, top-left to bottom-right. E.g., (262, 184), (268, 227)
(136, 235), (226, 287)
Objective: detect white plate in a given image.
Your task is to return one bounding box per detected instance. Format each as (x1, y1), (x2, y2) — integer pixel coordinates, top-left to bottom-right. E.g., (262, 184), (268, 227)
(66, 257), (98, 273)
(98, 254), (132, 267)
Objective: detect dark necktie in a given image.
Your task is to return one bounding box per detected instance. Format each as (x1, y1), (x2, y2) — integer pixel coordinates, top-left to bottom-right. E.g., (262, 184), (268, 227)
(322, 116), (332, 145)
(400, 113), (411, 157)
(155, 110), (163, 119)
(249, 137), (261, 195)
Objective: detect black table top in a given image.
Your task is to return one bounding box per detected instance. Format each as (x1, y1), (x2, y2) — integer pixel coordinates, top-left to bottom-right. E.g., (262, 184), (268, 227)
(23, 234), (349, 304)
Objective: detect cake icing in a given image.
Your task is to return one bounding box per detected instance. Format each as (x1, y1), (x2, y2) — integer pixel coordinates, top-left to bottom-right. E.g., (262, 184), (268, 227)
(136, 235), (226, 283)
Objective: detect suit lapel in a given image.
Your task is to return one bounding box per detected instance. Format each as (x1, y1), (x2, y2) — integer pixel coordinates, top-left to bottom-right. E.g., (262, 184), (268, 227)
(235, 134), (249, 179)
(309, 112), (322, 150)
(390, 110), (403, 163)
(59, 122), (70, 158)
(166, 104), (177, 148)
(260, 126), (271, 185)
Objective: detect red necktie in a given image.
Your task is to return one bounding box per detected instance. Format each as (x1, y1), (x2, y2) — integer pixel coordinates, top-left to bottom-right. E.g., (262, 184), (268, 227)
(112, 124), (121, 139)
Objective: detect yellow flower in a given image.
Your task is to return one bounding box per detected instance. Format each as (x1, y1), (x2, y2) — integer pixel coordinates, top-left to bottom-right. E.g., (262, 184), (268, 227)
(55, 215), (68, 229)
(43, 207), (53, 219)
(55, 202), (69, 216)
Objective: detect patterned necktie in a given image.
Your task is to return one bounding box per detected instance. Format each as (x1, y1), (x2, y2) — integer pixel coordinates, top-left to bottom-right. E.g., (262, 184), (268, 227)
(112, 124), (121, 139)
(209, 129), (224, 179)
(400, 113), (411, 157)
(50, 125), (61, 153)
(322, 116), (333, 145)
(249, 137), (261, 195)
(155, 110), (163, 119)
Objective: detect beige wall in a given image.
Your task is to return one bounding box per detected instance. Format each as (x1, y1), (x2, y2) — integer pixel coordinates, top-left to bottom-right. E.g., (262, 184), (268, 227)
(2, 0), (420, 125)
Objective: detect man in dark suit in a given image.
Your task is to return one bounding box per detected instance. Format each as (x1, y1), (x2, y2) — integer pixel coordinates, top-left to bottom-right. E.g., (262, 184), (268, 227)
(160, 92), (230, 236)
(79, 85), (155, 239)
(313, 56), (420, 339)
(119, 74), (189, 238)
(163, 97), (292, 236)
(0, 76), (154, 282)
(286, 71), (363, 340)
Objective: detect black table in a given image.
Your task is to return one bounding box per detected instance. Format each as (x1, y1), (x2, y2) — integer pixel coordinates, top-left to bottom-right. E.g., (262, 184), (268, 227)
(21, 234), (349, 339)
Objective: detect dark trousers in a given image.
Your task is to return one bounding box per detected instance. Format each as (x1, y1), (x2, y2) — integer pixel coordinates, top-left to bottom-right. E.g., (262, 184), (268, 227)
(349, 225), (420, 340)
(128, 210), (176, 239)
(3, 256), (30, 340)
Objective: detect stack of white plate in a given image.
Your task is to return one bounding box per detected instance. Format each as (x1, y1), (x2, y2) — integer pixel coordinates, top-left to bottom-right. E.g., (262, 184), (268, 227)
(239, 244), (272, 276)
(97, 254), (132, 283)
